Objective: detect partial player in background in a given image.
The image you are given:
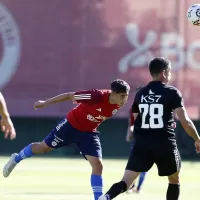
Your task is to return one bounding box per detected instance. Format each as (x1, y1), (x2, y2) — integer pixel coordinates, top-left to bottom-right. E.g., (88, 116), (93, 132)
(0, 92), (16, 140)
(3, 79), (130, 200)
(99, 57), (200, 200)
(126, 107), (147, 194)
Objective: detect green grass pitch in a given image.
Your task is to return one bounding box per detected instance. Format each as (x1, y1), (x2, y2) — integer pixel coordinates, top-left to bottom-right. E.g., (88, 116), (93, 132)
(0, 157), (199, 200)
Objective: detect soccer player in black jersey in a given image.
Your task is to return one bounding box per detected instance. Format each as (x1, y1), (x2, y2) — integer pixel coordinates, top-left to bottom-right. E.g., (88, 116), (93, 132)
(99, 57), (200, 200)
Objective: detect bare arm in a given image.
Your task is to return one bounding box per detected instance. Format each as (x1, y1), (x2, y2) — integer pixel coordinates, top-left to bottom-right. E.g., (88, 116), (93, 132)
(34, 89), (102, 110)
(0, 92), (9, 117)
(173, 89), (200, 153)
(0, 92), (16, 139)
(44, 92), (75, 105)
(34, 92), (75, 109)
(127, 89), (139, 142)
(126, 113), (138, 142)
(126, 125), (134, 142)
(175, 107), (200, 141)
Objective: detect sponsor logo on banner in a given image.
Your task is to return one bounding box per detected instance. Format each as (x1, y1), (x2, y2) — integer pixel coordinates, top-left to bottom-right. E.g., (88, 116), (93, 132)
(119, 23), (200, 73)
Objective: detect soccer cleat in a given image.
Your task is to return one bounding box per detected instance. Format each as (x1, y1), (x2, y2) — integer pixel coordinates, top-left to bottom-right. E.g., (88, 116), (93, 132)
(98, 194), (110, 200)
(3, 153), (18, 178)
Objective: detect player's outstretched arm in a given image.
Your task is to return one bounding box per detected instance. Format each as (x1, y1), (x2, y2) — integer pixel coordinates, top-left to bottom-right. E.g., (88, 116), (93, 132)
(0, 92), (16, 140)
(175, 107), (200, 153)
(34, 92), (75, 110)
(34, 89), (102, 110)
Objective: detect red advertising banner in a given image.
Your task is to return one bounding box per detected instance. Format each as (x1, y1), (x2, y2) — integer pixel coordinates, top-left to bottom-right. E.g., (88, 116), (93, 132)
(0, 0), (200, 118)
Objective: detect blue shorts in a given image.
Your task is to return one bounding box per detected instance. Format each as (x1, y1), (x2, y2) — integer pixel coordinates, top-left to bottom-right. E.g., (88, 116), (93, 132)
(44, 118), (102, 158)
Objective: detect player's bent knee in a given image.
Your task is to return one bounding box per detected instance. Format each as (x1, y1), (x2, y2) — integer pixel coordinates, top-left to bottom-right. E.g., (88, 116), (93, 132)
(168, 177), (179, 184)
(92, 160), (103, 174)
(168, 171), (180, 184)
(31, 141), (53, 154)
(86, 156), (103, 175)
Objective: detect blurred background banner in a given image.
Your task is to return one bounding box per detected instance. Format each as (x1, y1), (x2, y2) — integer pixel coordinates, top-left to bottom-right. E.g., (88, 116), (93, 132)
(0, 4), (200, 200)
(0, 0), (200, 118)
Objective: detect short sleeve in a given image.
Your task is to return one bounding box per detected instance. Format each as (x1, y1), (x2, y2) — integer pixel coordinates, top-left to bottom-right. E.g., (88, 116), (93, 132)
(131, 92), (139, 113)
(172, 89), (184, 109)
(74, 89), (102, 103)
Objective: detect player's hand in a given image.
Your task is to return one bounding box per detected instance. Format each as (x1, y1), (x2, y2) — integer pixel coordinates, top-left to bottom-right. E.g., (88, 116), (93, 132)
(195, 139), (200, 153)
(126, 131), (133, 142)
(1, 115), (16, 140)
(34, 100), (46, 110)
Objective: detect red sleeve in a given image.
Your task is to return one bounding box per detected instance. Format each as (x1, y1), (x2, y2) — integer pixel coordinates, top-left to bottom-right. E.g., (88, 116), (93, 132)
(74, 89), (102, 103)
(129, 109), (135, 126)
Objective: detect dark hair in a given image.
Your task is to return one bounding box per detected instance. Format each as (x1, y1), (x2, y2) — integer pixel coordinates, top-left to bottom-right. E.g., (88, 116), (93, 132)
(149, 57), (171, 76)
(111, 79), (130, 93)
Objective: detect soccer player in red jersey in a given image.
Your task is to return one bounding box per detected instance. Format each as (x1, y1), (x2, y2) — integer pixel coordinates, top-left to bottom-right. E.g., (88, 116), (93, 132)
(3, 79), (130, 200)
(0, 92), (16, 140)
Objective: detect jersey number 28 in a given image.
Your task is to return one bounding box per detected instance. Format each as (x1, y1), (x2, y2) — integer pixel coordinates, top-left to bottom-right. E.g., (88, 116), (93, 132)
(139, 104), (164, 128)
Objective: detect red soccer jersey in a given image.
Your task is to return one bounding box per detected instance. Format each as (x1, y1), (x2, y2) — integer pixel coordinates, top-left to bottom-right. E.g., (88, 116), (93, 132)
(66, 89), (120, 132)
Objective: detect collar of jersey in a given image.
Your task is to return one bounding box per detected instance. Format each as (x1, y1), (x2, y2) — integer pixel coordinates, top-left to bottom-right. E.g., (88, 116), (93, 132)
(149, 81), (165, 85)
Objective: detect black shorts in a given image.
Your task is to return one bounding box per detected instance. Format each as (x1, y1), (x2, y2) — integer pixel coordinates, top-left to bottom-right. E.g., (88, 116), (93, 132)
(126, 144), (181, 176)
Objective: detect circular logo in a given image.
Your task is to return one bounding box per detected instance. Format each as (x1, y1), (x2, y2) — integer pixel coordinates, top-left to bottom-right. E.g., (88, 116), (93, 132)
(51, 141), (57, 147)
(0, 3), (21, 89)
(112, 109), (118, 114)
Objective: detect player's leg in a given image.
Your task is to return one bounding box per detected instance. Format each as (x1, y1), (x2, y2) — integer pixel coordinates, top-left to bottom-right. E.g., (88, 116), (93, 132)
(3, 141), (53, 178)
(99, 145), (154, 200)
(127, 172), (147, 194)
(102, 170), (139, 199)
(78, 133), (103, 200)
(15, 141), (53, 162)
(167, 148), (181, 200)
(167, 171), (180, 200)
(3, 118), (69, 177)
(126, 180), (136, 193)
(86, 155), (103, 200)
(99, 170), (140, 199)
(127, 141), (147, 194)
(136, 171), (147, 193)
(126, 141), (137, 193)
(154, 146), (181, 200)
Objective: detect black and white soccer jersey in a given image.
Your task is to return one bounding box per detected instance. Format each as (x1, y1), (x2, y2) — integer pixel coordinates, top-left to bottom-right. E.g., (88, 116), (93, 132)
(132, 81), (183, 146)
(126, 81), (183, 176)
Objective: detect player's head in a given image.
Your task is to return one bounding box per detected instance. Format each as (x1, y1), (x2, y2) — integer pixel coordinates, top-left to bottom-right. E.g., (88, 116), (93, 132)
(110, 79), (130, 107)
(149, 57), (171, 84)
